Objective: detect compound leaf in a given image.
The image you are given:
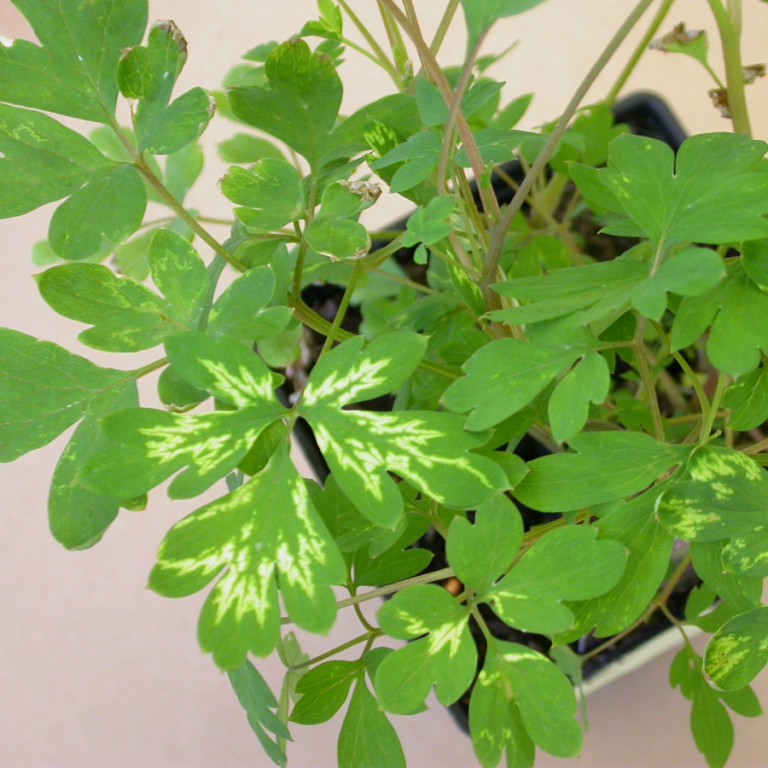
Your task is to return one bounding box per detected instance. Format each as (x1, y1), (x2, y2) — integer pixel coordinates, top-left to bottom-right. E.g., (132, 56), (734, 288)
(514, 431), (687, 512)
(442, 338), (585, 431)
(149, 445), (345, 669)
(486, 525), (627, 634)
(0, 328), (131, 462)
(228, 38), (342, 170)
(0, 104), (116, 218)
(375, 584), (476, 713)
(290, 660), (359, 725)
(0, 0), (147, 122)
(470, 640), (581, 762)
(705, 607), (768, 691)
(47, 164), (146, 260)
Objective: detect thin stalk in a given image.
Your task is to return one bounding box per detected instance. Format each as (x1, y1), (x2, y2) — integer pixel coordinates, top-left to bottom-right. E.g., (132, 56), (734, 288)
(135, 157), (247, 272)
(289, 632), (377, 671)
(430, 0), (461, 56)
(338, 0), (400, 84)
(700, 373), (728, 444)
(129, 357), (169, 379)
(377, 0), (498, 217)
(318, 264), (364, 358)
(482, 0), (657, 295)
(607, 0), (677, 104)
(707, 0), (752, 135)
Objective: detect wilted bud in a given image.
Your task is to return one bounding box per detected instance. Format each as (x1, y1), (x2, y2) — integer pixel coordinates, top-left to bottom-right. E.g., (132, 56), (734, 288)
(650, 22), (705, 51)
(708, 88), (730, 118)
(743, 64), (766, 85)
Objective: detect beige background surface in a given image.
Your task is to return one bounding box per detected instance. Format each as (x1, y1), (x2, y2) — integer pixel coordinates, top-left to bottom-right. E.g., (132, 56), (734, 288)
(1, 2), (768, 766)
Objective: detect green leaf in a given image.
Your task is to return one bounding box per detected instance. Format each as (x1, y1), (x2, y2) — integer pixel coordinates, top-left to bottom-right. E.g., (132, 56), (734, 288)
(446, 495), (523, 594)
(228, 39), (342, 170)
(208, 267), (292, 340)
(370, 131), (442, 193)
(443, 338), (586, 431)
(691, 541), (763, 612)
(657, 447), (768, 575)
(470, 640), (582, 761)
(705, 607), (768, 691)
(460, 0), (548, 54)
(148, 229), (208, 325)
(305, 217), (370, 260)
(375, 584), (476, 713)
(486, 525), (627, 634)
(36, 262), (180, 352)
(301, 333), (507, 527)
(672, 262), (768, 377)
(290, 660), (358, 725)
(228, 660), (289, 766)
(223, 159), (304, 231)
(402, 196), (455, 247)
(723, 367), (768, 430)
(630, 247), (725, 321)
(0, 104), (117, 218)
(0, 0), (147, 122)
(81, 333), (286, 499)
(48, 379), (138, 549)
(490, 258), (647, 327)
(671, 646), (735, 768)
(571, 133), (768, 248)
(149, 445), (345, 668)
(548, 352), (610, 443)
(0, 329), (130, 462)
(558, 491), (674, 639)
(139, 86), (215, 155)
(218, 133), (284, 164)
(338, 678), (406, 768)
(651, 24), (710, 67)
(47, 164), (146, 260)
(515, 431), (687, 512)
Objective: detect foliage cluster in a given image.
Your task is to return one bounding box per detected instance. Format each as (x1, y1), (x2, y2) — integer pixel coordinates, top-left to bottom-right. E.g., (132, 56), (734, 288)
(1, 1), (768, 766)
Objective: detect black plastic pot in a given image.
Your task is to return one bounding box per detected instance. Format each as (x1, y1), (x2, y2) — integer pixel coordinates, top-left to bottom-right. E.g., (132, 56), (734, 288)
(288, 93), (692, 730)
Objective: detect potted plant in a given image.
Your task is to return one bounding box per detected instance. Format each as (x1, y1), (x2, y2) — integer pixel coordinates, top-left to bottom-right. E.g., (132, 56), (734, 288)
(1, 1), (767, 767)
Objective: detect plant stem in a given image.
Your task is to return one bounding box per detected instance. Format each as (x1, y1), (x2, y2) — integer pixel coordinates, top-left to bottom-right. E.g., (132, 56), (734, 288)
(482, 0), (657, 297)
(707, 0), (752, 135)
(606, 0), (677, 104)
(430, 0), (461, 56)
(288, 632), (378, 671)
(338, 0), (401, 85)
(377, 0), (498, 218)
(134, 157), (247, 272)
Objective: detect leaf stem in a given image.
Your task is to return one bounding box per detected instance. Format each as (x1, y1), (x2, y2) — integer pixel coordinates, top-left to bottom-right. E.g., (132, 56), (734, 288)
(606, 0), (677, 104)
(482, 0), (657, 298)
(706, 0), (752, 135)
(288, 631), (379, 671)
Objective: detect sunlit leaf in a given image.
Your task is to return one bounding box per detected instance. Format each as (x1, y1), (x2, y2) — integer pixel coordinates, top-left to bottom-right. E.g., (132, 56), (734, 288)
(657, 447), (768, 575)
(48, 379), (138, 549)
(446, 495), (523, 594)
(149, 445), (345, 669)
(0, 104), (116, 218)
(228, 38), (342, 170)
(375, 584), (476, 713)
(705, 607), (768, 691)
(486, 525), (627, 634)
(442, 338), (586, 431)
(0, 0), (147, 122)
(0, 329), (131, 462)
(469, 640), (581, 763)
(514, 431), (687, 512)
(571, 133), (768, 248)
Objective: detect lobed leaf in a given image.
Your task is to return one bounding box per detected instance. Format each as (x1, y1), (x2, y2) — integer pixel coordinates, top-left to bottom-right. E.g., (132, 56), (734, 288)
(0, 0), (147, 122)
(375, 584), (476, 713)
(705, 607), (768, 691)
(0, 329), (131, 462)
(514, 431), (687, 512)
(149, 446), (345, 669)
